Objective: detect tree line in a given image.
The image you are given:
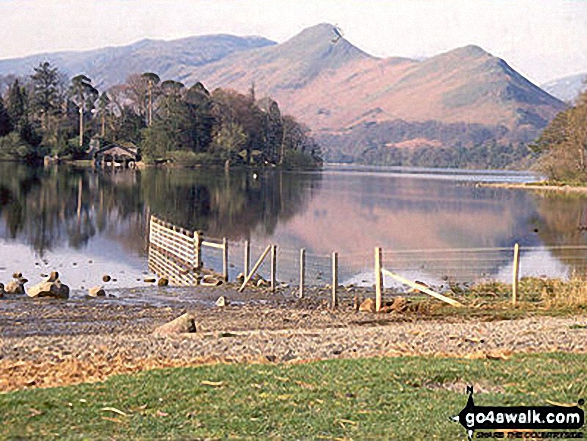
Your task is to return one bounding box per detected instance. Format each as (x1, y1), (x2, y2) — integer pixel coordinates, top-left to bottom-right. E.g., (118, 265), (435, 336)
(0, 62), (322, 167)
(531, 89), (587, 183)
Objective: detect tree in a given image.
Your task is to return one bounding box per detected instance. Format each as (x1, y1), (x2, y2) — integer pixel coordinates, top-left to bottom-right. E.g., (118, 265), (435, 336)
(5, 78), (40, 148)
(533, 90), (587, 182)
(5, 79), (27, 129)
(185, 82), (215, 153)
(161, 80), (184, 98)
(141, 72), (160, 127)
(124, 74), (149, 122)
(30, 62), (61, 130)
(96, 92), (111, 138)
(70, 75), (99, 147)
(212, 122), (247, 163)
(0, 96), (13, 136)
(258, 98), (283, 163)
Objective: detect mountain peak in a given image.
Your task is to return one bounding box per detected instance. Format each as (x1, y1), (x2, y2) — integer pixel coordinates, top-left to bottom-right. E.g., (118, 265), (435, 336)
(277, 23), (373, 64)
(446, 44), (491, 59)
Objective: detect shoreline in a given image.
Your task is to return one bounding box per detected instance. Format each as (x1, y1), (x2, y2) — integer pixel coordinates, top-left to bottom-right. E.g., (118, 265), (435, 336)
(479, 181), (587, 194)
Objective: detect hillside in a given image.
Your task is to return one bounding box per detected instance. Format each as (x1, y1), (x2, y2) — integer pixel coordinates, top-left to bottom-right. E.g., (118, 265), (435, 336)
(179, 25), (565, 162)
(0, 34), (276, 89)
(541, 72), (587, 103)
(0, 23), (567, 165)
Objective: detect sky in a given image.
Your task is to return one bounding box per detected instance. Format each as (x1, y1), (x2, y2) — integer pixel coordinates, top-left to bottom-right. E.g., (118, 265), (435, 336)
(0, 0), (586, 84)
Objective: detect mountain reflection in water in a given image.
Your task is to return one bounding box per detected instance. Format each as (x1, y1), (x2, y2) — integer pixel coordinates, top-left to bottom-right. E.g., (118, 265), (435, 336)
(1, 163), (587, 291)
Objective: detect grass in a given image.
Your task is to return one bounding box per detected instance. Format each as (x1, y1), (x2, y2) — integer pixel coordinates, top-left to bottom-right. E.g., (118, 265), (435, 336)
(1, 353), (586, 440)
(410, 276), (587, 320)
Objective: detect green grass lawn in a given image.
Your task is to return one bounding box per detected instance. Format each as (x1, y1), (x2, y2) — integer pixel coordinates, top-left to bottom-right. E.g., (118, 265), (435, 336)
(1, 353), (585, 440)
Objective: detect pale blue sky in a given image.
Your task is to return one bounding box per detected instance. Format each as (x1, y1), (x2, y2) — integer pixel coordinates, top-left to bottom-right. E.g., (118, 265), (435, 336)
(0, 0), (586, 83)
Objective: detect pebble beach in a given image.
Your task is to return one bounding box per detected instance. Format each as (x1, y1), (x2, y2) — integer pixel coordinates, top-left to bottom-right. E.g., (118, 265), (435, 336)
(1, 284), (586, 393)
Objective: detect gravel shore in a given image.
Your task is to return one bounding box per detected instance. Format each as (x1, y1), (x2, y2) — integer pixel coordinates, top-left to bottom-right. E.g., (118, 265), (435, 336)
(1, 285), (586, 392)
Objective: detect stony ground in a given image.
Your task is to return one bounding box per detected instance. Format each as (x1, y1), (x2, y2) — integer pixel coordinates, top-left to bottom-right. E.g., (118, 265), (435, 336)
(1, 284), (586, 392)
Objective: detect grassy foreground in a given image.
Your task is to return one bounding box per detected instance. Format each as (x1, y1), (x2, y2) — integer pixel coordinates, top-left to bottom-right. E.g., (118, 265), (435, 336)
(1, 354), (586, 440)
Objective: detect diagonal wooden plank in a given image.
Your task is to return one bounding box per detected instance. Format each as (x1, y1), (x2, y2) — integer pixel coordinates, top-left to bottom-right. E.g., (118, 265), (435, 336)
(382, 269), (463, 307)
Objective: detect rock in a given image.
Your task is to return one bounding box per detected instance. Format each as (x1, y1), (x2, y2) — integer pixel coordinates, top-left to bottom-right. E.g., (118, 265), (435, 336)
(47, 271), (59, 282)
(102, 275), (112, 283)
(11, 272), (22, 279)
(391, 296), (409, 312)
(88, 286), (106, 297)
(157, 278), (169, 287)
(153, 313), (197, 334)
(0, 283), (4, 298)
(144, 278), (156, 283)
(256, 278), (270, 288)
(4, 280), (25, 295)
(27, 280), (69, 299)
(215, 296), (230, 307)
(379, 297), (409, 314)
(359, 298), (375, 313)
(236, 272), (245, 283)
(200, 275), (222, 287)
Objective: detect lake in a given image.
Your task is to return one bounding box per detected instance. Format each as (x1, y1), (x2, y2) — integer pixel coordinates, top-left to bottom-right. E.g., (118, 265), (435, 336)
(2, 163), (587, 294)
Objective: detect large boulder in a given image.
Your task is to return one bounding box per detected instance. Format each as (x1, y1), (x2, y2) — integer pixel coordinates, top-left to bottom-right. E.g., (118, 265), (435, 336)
(153, 313), (197, 335)
(27, 279), (69, 299)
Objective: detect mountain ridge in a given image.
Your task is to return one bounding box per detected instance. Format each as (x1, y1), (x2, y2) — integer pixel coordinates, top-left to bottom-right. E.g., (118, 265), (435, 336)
(0, 23), (567, 163)
(541, 72), (587, 103)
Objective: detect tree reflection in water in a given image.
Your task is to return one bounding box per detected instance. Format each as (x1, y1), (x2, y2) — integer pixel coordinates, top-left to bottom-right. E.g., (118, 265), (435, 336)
(0, 163), (322, 258)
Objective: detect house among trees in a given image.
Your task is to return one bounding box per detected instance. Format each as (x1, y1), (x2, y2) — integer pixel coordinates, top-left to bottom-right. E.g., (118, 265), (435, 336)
(92, 144), (139, 168)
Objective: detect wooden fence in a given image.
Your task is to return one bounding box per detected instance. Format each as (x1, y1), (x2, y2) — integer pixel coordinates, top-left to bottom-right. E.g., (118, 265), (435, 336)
(148, 215), (229, 286)
(148, 215), (525, 309)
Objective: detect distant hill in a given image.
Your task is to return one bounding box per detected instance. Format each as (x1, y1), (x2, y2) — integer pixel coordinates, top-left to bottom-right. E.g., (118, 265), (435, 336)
(541, 73), (587, 103)
(0, 34), (276, 89)
(180, 24), (565, 161)
(0, 23), (567, 165)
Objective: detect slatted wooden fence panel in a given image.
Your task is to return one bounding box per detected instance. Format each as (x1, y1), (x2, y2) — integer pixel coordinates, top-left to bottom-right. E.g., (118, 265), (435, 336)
(149, 216), (195, 268)
(148, 245), (197, 286)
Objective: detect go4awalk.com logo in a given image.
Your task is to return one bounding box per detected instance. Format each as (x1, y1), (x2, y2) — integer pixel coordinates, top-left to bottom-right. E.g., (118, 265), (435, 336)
(451, 386), (585, 440)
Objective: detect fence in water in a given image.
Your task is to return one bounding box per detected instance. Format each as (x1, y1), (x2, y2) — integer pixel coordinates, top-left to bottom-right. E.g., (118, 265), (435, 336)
(147, 215), (587, 309)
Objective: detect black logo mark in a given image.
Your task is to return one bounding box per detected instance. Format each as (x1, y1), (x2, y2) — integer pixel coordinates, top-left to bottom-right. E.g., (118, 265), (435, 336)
(450, 386), (584, 440)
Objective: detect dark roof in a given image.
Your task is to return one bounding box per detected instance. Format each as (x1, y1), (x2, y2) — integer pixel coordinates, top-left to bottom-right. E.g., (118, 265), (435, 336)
(94, 145), (138, 159)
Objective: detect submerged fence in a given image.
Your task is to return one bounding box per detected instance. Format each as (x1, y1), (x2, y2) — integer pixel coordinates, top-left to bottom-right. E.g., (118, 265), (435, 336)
(147, 215), (587, 309)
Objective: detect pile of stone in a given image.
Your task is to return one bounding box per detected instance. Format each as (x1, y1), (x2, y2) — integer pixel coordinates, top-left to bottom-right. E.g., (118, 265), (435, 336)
(0, 271), (73, 300)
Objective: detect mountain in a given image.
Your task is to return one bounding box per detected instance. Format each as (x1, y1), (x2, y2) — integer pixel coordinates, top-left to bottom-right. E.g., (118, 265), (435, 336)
(0, 23), (567, 163)
(541, 73), (587, 103)
(0, 34), (276, 89)
(179, 26), (565, 159)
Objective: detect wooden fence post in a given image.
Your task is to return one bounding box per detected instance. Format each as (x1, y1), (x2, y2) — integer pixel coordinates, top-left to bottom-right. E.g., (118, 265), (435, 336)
(375, 247), (383, 312)
(244, 240), (250, 278)
(332, 252), (338, 309)
(194, 231), (202, 270)
(299, 248), (306, 298)
(223, 237), (229, 282)
(238, 245), (271, 292)
(512, 243), (520, 306)
(271, 245), (278, 293)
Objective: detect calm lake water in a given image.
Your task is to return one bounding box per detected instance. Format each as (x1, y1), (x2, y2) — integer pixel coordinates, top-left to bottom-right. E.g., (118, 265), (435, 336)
(2, 163), (587, 294)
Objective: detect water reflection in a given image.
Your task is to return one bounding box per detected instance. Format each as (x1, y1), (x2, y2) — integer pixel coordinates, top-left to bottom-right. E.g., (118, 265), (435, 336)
(2, 163), (587, 290)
